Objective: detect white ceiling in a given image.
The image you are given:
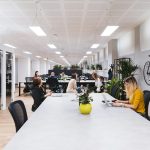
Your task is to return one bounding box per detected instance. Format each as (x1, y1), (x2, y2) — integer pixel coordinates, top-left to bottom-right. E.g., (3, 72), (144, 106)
(0, 0), (150, 65)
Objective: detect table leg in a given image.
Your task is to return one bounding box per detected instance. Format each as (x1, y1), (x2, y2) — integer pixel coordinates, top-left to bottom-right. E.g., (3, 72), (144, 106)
(19, 82), (21, 96)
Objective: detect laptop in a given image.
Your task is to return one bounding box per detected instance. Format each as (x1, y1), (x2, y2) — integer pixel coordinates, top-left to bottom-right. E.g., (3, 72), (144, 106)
(101, 94), (114, 106)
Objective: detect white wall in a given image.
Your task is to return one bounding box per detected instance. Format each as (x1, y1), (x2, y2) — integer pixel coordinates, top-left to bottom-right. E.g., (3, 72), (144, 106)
(18, 57), (31, 82)
(31, 59), (40, 76)
(40, 61), (46, 74)
(118, 30), (135, 57)
(140, 18), (150, 51)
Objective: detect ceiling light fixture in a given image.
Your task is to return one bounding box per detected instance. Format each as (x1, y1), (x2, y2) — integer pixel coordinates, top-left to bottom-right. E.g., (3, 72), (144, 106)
(86, 51), (92, 55)
(101, 26), (119, 36)
(4, 44), (16, 49)
(24, 51), (32, 55)
(48, 44), (57, 49)
(55, 51), (61, 54)
(60, 56), (64, 58)
(83, 56), (87, 58)
(36, 55), (41, 58)
(29, 26), (47, 36)
(91, 44), (99, 49)
(43, 58), (47, 61)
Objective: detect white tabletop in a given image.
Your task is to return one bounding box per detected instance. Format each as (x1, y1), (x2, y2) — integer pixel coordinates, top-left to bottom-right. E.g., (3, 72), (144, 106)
(4, 93), (150, 150)
(58, 80), (95, 83)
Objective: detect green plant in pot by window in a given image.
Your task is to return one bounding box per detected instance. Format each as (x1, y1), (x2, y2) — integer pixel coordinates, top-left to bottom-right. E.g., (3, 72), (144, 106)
(79, 90), (93, 114)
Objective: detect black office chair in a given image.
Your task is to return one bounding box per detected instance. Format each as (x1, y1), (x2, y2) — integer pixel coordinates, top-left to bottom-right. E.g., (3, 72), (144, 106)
(8, 100), (28, 132)
(143, 90), (150, 120)
(110, 83), (120, 99)
(46, 77), (60, 93)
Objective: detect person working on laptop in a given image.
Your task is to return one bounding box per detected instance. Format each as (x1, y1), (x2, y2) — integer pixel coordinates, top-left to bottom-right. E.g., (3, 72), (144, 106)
(112, 76), (145, 115)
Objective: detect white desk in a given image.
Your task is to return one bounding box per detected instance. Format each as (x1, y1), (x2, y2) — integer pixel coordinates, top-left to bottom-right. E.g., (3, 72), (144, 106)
(4, 93), (150, 150)
(58, 80), (95, 83)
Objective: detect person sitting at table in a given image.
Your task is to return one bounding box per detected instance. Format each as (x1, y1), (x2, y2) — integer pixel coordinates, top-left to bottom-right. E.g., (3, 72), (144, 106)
(60, 71), (67, 80)
(112, 76), (145, 115)
(92, 72), (102, 93)
(31, 78), (52, 111)
(66, 73), (77, 93)
(33, 71), (41, 80)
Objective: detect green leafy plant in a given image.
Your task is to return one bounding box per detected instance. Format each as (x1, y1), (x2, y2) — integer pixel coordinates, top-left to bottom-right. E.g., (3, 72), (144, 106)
(71, 64), (80, 69)
(79, 91), (93, 104)
(106, 78), (123, 99)
(96, 64), (102, 70)
(117, 59), (138, 79)
(53, 65), (62, 70)
(91, 64), (95, 70)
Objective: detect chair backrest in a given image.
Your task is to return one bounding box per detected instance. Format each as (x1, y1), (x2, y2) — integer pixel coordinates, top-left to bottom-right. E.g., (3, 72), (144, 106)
(8, 100), (28, 132)
(143, 90), (150, 119)
(46, 77), (59, 88)
(110, 83), (120, 98)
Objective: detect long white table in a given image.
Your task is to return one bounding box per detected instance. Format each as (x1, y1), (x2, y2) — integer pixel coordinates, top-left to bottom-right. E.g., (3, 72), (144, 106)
(4, 93), (150, 150)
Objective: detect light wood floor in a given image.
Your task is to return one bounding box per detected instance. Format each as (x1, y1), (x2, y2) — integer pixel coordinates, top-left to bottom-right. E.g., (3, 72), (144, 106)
(0, 88), (33, 150)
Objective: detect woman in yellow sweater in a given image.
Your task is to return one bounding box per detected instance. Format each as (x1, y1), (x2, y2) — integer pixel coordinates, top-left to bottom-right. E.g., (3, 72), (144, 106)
(113, 76), (145, 114)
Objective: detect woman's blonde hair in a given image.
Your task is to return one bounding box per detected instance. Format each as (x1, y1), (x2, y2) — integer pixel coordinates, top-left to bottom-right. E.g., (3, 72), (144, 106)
(124, 76), (138, 99)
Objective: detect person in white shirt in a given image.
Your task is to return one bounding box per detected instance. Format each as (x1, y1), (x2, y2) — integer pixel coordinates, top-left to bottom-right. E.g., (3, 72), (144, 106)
(66, 73), (77, 93)
(92, 72), (102, 92)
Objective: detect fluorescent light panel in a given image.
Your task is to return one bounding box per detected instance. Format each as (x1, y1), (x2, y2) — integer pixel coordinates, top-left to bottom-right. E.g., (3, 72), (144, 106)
(36, 55), (41, 58)
(56, 51), (61, 54)
(4, 44), (16, 49)
(48, 44), (56, 49)
(101, 26), (119, 36)
(24, 51), (32, 55)
(29, 26), (46, 36)
(91, 44), (99, 49)
(86, 51), (92, 55)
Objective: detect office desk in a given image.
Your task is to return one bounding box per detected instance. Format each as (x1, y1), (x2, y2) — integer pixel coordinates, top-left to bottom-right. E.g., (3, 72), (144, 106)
(4, 93), (150, 150)
(18, 80), (95, 96)
(18, 81), (46, 96)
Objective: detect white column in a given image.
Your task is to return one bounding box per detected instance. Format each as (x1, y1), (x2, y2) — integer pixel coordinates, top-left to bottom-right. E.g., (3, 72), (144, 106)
(1, 50), (6, 110)
(11, 53), (15, 102)
(18, 57), (31, 82)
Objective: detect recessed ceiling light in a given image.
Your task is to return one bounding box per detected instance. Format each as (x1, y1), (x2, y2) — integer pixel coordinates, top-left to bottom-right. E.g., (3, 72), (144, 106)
(91, 44), (99, 49)
(29, 26), (47, 36)
(24, 51), (32, 55)
(55, 51), (61, 54)
(83, 56), (87, 58)
(60, 56), (64, 58)
(48, 44), (57, 49)
(36, 55), (41, 58)
(43, 58), (47, 60)
(101, 26), (119, 36)
(86, 51), (92, 55)
(4, 44), (16, 49)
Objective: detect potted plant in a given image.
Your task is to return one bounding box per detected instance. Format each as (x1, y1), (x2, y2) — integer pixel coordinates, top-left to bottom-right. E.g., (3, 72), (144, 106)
(53, 65), (62, 70)
(91, 64), (95, 70)
(79, 91), (93, 114)
(96, 64), (102, 70)
(117, 59), (138, 79)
